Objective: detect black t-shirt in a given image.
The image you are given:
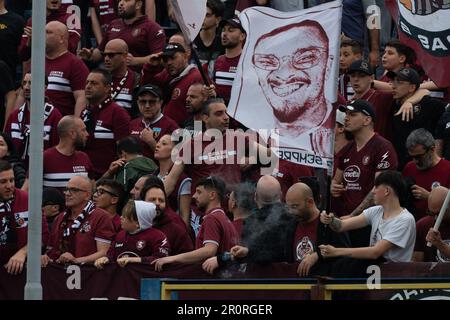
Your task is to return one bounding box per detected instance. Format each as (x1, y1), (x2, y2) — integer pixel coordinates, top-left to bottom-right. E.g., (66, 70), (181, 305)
(392, 95), (447, 169)
(436, 106), (450, 161)
(193, 31), (224, 65)
(0, 11), (25, 77)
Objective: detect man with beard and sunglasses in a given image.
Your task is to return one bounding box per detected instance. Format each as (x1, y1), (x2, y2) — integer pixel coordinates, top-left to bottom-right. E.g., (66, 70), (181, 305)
(80, 0), (165, 72)
(402, 129), (450, 221)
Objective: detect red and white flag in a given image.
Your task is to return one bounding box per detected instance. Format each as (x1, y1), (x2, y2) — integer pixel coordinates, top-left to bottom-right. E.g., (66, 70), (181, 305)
(169, 0), (207, 42)
(386, 0), (450, 87)
(228, 2), (342, 170)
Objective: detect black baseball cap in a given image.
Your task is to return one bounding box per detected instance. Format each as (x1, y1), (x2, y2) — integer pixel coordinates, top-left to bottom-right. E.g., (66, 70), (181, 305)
(42, 188), (65, 208)
(161, 42), (186, 57)
(386, 67), (421, 87)
(137, 84), (162, 99)
(347, 59), (373, 76)
(339, 99), (376, 121)
(220, 16), (245, 33)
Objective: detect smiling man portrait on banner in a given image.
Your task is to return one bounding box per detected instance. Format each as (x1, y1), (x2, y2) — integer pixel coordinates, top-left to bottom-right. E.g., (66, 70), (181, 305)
(228, 2), (342, 170)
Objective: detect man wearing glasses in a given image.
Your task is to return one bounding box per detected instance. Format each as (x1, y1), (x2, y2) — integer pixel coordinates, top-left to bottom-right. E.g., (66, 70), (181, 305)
(43, 175), (115, 266)
(92, 179), (126, 233)
(129, 84), (178, 160)
(402, 128), (450, 221)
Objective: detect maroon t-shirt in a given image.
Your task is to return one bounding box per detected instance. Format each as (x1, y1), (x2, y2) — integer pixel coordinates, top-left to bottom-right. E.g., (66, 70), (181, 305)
(43, 147), (94, 192)
(231, 218), (245, 243)
(129, 114), (179, 159)
(336, 133), (398, 215)
(107, 227), (170, 263)
(111, 69), (138, 113)
(402, 159), (450, 220)
(270, 159), (315, 200)
(47, 207), (115, 260)
(89, 0), (117, 28)
(178, 131), (244, 190)
(99, 16), (165, 69)
(293, 216), (319, 262)
(153, 208), (194, 255)
(5, 102), (61, 166)
(196, 207), (238, 254)
(140, 65), (204, 126)
(46, 52), (89, 116)
(83, 100), (131, 178)
(351, 89), (394, 141)
(0, 189), (49, 265)
(19, 10), (81, 60)
(415, 216), (450, 262)
(213, 54), (241, 102)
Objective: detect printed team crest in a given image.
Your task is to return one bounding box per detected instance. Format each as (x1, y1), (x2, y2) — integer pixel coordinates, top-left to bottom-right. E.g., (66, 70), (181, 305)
(431, 181), (442, 189)
(136, 240), (146, 250)
(296, 236), (314, 261)
(362, 155), (370, 166)
(132, 28), (141, 37)
(153, 127), (161, 139)
(171, 88), (181, 100)
(81, 221), (91, 233)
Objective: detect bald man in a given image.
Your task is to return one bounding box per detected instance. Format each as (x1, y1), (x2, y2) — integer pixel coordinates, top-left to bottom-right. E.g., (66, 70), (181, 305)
(286, 182), (349, 277)
(45, 21), (88, 117)
(235, 175), (296, 263)
(43, 175), (115, 266)
(414, 186), (450, 262)
(103, 39), (140, 115)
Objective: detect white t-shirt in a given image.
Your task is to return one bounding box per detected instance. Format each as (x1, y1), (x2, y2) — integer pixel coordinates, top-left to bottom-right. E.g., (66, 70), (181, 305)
(363, 205), (416, 262)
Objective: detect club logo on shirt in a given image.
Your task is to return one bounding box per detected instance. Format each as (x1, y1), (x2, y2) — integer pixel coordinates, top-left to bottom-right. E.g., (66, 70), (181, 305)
(296, 236), (314, 261)
(343, 165), (360, 183)
(132, 28), (141, 37)
(362, 156), (370, 166)
(446, 122), (450, 129)
(80, 221), (91, 233)
(172, 88), (181, 100)
(136, 240), (146, 250)
(431, 181), (442, 189)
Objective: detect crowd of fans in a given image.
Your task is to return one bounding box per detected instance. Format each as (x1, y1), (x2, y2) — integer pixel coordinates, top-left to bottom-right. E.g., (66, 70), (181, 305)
(0, 0), (450, 280)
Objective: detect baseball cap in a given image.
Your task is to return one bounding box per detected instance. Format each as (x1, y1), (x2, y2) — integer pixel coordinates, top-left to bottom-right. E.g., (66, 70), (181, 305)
(161, 42), (186, 57)
(339, 99), (376, 121)
(42, 188), (65, 208)
(220, 16), (245, 33)
(386, 67), (421, 87)
(335, 109), (346, 125)
(137, 84), (162, 99)
(347, 59), (373, 76)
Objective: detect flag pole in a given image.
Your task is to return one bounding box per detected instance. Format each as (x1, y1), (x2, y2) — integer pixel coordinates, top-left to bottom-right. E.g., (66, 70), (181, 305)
(427, 189), (450, 247)
(25, 0), (46, 300)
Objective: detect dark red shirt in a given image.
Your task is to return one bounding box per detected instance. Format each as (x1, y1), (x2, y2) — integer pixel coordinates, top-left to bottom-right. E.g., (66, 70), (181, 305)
(129, 114), (179, 159)
(46, 52), (89, 116)
(107, 227), (170, 263)
(335, 133), (398, 215)
(43, 147), (94, 192)
(19, 10), (81, 60)
(83, 100), (131, 178)
(178, 130), (244, 190)
(402, 159), (450, 220)
(140, 65), (204, 125)
(47, 207), (115, 260)
(99, 15), (165, 70)
(0, 189), (49, 265)
(293, 216), (319, 262)
(89, 0), (117, 29)
(111, 69), (138, 114)
(5, 102), (61, 166)
(213, 54), (241, 103)
(415, 216), (450, 262)
(196, 207), (238, 254)
(154, 208), (194, 255)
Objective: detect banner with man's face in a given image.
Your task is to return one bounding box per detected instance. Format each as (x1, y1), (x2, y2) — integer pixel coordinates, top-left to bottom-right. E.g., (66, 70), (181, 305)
(228, 2), (342, 170)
